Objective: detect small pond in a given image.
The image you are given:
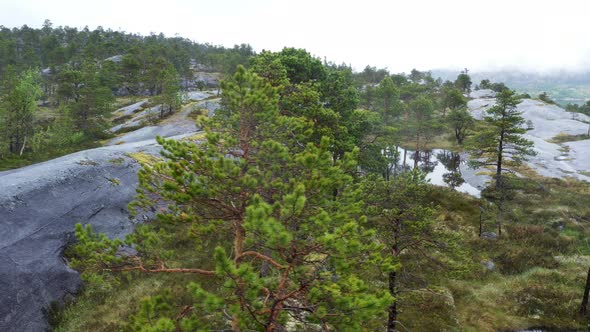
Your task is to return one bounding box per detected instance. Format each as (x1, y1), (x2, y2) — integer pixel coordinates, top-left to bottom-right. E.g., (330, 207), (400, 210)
(385, 147), (484, 197)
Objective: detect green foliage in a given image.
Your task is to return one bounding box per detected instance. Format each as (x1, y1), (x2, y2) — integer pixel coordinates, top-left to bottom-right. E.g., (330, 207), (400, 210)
(249, 50), (289, 87)
(0, 67), (42, 155)
(58, 61), (114, 138)
(127, 294), (177, 332)
(154, 65), (181, 118)
(72, 66), (392, 330)
(0, 23), (252, 78)
(447, 107), (474, 144)
(480, 79), (508, 93)
(356, 65), (390, 85)
(565, 100), (590, 117)
(363, 169), (469, 330)
(376, 76), (401, 124)
(24, 29), (589, 331)
(69, 224), (124, 276)
(538, 91), (555, 104)
(442, 86), (467, 115)
(454, 69), (472, 94)
(407, 95), (439, 150)
(30, 111), (85, 152)
(276, 47), (325, 84)
(479, 79), (492, 90)
(468, 89), (535, 181)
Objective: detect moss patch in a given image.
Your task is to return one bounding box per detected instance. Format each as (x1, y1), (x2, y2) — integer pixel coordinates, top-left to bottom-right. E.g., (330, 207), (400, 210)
(126, 152), (161, 167)
(548, 133), (590, 144)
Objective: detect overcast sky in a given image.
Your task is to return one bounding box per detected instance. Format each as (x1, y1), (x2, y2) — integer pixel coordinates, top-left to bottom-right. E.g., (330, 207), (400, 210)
(2, 0), (590, 73)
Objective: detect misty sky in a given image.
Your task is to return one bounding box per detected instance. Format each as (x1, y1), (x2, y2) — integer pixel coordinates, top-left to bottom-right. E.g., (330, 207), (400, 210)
(2, 0), (590, 73)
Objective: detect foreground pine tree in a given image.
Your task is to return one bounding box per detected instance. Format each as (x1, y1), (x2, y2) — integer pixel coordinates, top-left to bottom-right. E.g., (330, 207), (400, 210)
(72, 66), (393, 331)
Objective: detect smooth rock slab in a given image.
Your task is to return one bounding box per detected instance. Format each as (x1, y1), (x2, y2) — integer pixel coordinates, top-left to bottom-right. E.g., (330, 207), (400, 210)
(112, 99), (148, 118)
(0, 141), (163, 331)
(469, 89), (496, 99)
(468, 96), (590, 183)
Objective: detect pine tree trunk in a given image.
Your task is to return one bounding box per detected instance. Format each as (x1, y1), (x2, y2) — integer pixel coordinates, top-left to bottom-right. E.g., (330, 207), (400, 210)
(479, 207), (483, 238)
(388, 220), (401, 332)
(496, 130), (504, 237)
(402, 149), (407, 169)
(580, 266), (590, 315)
(387, 271), (398, 332)
(497, 207), (502, 237)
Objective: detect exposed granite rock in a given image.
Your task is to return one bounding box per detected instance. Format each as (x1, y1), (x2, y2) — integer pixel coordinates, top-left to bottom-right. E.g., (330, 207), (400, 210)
(0, 141), (163, 331)
(468, 95), (590, 182)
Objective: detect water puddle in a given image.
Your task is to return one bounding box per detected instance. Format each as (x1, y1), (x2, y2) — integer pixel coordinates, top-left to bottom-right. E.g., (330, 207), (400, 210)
(386, 147), (483, 197)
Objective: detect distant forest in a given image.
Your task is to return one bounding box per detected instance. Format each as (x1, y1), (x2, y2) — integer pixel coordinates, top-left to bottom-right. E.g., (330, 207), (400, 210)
(434, 69), (590, 106)
(0, 20), (253, 79)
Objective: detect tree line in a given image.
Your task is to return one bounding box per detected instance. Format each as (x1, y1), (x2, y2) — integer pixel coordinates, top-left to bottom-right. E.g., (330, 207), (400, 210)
(0, 21), (253, 167)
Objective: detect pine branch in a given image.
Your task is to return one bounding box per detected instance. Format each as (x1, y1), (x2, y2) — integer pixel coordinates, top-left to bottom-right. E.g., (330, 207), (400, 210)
(109, 257), (215, 276)
(236, 251), (287, 269)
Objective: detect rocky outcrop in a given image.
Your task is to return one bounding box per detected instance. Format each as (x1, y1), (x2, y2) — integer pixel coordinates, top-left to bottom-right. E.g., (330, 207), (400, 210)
(0, 92), (219, 331)
(469, 89), (497, 99)
(103, 54), (123, 63)
(468, 95), (590, 182)
(108, 97), (219, 145)
(0, 142), (160, 331)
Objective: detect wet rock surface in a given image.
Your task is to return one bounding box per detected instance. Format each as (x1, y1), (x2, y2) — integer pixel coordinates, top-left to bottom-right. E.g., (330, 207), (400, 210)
(468, 94), (590, 182)
(0, 143), (160, 331)
(0, 92), (219, 331)
(108, 97), (219, 146)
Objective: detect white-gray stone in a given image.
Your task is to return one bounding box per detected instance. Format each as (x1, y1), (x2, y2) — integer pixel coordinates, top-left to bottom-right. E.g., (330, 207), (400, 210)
(0, 91), (220, 330)
(468, 96), (590, 183)
(104, 54), (123, 63)
(469, 89), (497, 99)
(482, 260), (496, 270)
(0, 139), (163, 331)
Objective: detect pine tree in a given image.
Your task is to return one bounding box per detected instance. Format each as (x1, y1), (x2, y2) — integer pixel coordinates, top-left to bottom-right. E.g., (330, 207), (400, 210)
(73, 66), (393, 331)
(0, 67), (42, 155)
(454, 69), (472, 94)
(441, 86), (467, 116)
(376, 76), (400, 125)
(69, 61), (114, 138)
(447, 107), (473, 145)
(468, 89), (535, 235)
(363, 170), (448, 332)
(156, 65), (181, 118)
(408, 95), (436, 163)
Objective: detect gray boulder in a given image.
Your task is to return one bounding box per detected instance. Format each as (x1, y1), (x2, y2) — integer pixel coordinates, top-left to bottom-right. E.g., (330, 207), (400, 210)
(481, 232), (498, 240)
(481, 260), (496, 271)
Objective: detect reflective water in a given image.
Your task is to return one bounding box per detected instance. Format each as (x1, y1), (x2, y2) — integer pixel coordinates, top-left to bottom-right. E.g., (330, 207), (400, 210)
(386, 147), (482, 197)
